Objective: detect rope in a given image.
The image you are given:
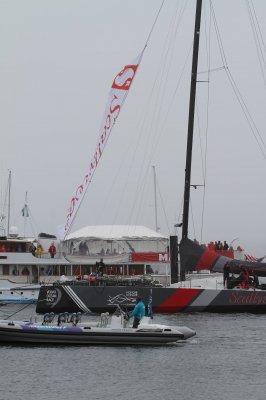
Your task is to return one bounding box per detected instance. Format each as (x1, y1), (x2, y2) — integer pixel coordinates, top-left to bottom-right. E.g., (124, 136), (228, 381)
(210, 0), (266, 160)
(1, 302), (35, 320)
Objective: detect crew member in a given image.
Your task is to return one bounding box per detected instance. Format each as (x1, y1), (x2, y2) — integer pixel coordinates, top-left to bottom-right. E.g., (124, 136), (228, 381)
(48, 243), (56, 259)
(127, 297), (145, 328)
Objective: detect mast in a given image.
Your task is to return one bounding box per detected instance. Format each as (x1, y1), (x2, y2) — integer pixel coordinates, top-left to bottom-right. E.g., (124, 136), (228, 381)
(152, 165), (159, 232)
(7, 170), (11, 237)
(23, 191), (28, 238)
(182, 0), (202, 240)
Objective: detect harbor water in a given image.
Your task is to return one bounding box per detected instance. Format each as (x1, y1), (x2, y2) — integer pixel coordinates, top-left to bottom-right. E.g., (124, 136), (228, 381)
(0, 303), (266, 400)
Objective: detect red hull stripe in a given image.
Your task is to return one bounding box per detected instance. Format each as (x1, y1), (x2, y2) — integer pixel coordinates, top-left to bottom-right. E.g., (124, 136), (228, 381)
(154, 288), (201, 313)
(195, 249), (220, 271)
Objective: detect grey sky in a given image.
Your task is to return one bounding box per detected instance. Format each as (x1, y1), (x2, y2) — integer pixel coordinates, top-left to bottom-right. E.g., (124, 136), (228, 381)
(1, 0), (266, 255)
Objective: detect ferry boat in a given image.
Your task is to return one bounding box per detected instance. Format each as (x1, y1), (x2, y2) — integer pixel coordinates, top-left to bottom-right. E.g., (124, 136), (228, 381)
(0, 234), (70, 303)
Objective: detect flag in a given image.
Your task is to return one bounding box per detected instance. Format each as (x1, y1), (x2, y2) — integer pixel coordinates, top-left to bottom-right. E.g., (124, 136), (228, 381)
(21, 205), (29, 217)
(63, 52), (143, 239)
(147, 288), (153, 319)
(244, 254), (258, 262)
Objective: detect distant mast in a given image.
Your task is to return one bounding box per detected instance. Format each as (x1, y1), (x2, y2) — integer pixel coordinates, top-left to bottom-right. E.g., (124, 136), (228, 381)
(23, 191), (28, 238)
(182, 0), (202, 240)
(7, 170), (11, 238)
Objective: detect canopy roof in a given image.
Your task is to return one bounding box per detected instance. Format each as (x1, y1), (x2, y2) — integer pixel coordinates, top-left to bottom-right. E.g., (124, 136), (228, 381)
(65, 225), (168, 241)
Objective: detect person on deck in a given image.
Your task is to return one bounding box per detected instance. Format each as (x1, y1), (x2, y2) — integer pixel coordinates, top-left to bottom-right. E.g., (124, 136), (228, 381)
(48, 243), (56, 259)
(29, 242), (36, 256)
(223, 263), (230, 288)
(223, 241), (229, 251)
(127, 297), (145, 328)
(36, 244), (44, 258)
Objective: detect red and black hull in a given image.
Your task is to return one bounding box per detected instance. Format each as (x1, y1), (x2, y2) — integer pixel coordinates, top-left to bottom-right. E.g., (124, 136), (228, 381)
(36, 285), (266, 314)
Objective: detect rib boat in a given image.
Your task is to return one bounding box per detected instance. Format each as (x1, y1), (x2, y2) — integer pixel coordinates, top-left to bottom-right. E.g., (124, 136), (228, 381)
(0, 308), (196, 345)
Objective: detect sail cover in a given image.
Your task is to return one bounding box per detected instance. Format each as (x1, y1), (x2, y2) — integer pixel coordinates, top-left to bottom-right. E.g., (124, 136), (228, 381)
(62, 53), (143, 239)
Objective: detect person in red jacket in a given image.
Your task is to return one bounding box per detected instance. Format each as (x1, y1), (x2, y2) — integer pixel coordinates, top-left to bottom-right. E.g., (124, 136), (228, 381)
(48, 243), (56, 258)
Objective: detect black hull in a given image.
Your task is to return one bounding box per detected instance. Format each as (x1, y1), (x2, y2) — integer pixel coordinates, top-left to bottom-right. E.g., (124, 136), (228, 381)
(36, 285), (266, 314)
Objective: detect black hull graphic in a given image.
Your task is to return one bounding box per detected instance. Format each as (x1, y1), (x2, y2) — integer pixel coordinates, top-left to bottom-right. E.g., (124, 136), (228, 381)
(36, 285), (266, 314)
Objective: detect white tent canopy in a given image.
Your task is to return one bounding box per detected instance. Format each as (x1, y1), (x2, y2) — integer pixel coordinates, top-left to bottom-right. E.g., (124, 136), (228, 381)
(65, 225), (167, 241)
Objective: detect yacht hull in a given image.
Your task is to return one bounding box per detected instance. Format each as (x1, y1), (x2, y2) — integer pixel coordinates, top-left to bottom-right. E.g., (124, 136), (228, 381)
(36, 285), (266, 314)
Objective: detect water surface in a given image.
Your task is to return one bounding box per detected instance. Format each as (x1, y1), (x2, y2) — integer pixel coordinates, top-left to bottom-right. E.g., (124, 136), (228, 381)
(0, 304), (265, 400)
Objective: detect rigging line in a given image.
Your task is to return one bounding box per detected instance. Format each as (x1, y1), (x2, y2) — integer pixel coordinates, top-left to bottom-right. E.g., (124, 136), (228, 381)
(4, 302), (35, 320)
(140, 0), (190, 169)
(157, 182), (171, 234)
(176, 196), (184, 228)
(200, 0), (212, 244)
(189, 196), (196, 241)
(149, 1), (192, 160)
(0, 175), (9, 227)
(149, 0), (190, 152)
(158, 185), (171, 233)
(144, 0), (166, 47)
(99, 1), (171, 227)
(150, 166), (171, 234)
(246, 0), (266, 88)
(210, 0), (266, 159)
(195, 96), (206, 243)
(197, 65), (226, 74)
(195, 98), (205, 188)
(247, 0), (266, 69)
(225, 68), (266, 158)
(152, 43), (193, 164)
(125, 2), (189, 226)
(209, 1), (227, 67)
(250, 0), (266, 67)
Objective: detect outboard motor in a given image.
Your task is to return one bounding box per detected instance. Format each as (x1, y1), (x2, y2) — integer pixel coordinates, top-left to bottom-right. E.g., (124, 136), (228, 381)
(42, 313), (50, 325)
(57, 313), (66, 325)
(76, 312), (82, 324)
(48, 312), (55, 323)
(70, 313), (77, 326)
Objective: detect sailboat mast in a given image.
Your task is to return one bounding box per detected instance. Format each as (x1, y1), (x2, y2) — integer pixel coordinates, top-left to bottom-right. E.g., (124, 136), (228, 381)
(182, 0), (202, 240)
(23, 191), (28, 238)
(7, 170), (11, 237)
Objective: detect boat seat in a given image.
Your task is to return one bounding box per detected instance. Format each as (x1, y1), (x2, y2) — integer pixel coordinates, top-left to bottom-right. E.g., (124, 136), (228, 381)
(109, 315), (123, 328)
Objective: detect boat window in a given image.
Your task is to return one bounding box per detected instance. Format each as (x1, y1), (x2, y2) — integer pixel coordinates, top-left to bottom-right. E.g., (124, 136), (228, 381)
(20, 292), (23, 295)
(11, 292), (13, 294)
(164, 328), (172, 332)
(0, 292), (2, 294)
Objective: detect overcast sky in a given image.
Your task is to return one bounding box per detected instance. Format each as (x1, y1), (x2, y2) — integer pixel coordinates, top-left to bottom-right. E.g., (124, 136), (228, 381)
(1, 0), (266, 255)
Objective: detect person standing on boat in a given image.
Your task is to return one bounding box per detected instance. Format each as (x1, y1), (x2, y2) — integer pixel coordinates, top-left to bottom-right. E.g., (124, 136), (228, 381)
(48, 243), (56, 258)
(36, 243), (44, 258)
(29, 242), (36, 256)
(127, 297), (145, 328)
